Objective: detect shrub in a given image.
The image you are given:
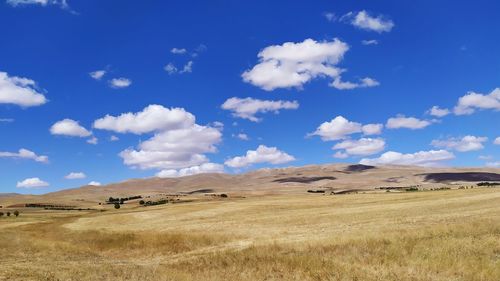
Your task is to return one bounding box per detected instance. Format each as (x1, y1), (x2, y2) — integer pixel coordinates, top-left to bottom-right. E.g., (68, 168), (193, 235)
(6, 212), (11, 217)
(0, 212), (3, 217)
(139, 200), (145, 205)
(220, 193), (228, 198)
(114, 203), (121, 209)
(13, 210), (19, 217)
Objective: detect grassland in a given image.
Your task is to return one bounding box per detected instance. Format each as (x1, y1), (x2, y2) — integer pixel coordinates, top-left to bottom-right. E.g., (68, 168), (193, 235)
(1, 188), (499, 281)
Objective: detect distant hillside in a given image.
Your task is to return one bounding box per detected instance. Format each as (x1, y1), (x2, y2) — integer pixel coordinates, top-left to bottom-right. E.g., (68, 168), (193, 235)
(1, 164), (499, 206)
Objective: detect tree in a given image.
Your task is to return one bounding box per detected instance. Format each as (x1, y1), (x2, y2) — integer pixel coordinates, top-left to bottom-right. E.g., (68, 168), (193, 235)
(139, 200), (145, 205)
(14, 210), (19, 217)
(0, 212), (4, 217)
(114, 203), (120, 209)
(6, 212), (11, 217)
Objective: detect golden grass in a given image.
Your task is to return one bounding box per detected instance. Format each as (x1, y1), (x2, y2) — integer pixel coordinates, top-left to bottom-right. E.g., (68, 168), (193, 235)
(0, 188), (499, 280)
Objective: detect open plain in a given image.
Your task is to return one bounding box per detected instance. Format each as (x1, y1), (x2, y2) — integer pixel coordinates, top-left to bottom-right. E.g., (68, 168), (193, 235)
(1, 165), (499, 281)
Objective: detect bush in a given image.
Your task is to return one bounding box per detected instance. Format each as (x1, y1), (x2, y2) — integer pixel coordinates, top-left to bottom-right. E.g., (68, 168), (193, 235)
(139, 200), (145, 205)
(13, 210), (19, 217)
(0, 212), (4, 217)
(220, 193), (228, 198)
(6, 212), (11, 217)
(114, 203), (121, 209)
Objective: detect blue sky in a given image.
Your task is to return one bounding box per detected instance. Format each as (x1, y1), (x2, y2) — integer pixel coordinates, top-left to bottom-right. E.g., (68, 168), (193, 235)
(0, 0), (499, 193)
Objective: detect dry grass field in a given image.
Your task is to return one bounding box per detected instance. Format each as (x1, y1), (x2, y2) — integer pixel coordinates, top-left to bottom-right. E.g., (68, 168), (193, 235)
(1, 187), (499, 281)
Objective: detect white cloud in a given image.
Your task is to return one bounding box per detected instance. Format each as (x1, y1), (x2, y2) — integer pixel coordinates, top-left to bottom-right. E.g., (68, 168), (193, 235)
(360, 150), (455, 167)
(333, 151), (349, 159)
(156, 163), (224, 178)
(120, 124), (222, 170)
(486, 162), (500, 167)
(0, 71), (47, 107)
(50, 119), (92, 137)
(454, 88), (500, 115)
(164, 63), (178, 75)
(65, 172), (86, 180)
(362, 123), (383, 135)
(479, 155), (493, 160)
(342, 10), (394, 33)
(386, 115), (431, 130)
(94, 104), (195, 134)
(164, 61), (193, 74)
(427, 106), (450, 117)
(16, 177), (49, 188)
(331, 76), (379, 90)
(494, 137), (500, 145)
(310, 116), (382, 141)
(361, 39), (378, 45)
(180, 61), (193, 73)
(221, 97), (299, 122)
(109, 78), (132, 89)
(431, 135), (488, 152)
(110, 135), (119, 141)
(89, 70), (106, 80)
(234, 133), (249, 141)
(7, 0), (75, 13)
(225, 145), (295, 168)
(0, 148), (48, 163)
(332, 138), (385, 157)
(0, 118), (14, 122)
(323, 12), (336, 22)
(242, 38), (352, 91)
(88, 181), (101, 186)
(86, 136), (98, 145)
(171, 48), (187, 55)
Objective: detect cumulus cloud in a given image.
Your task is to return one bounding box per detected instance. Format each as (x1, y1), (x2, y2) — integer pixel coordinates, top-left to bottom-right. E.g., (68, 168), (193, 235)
(386, 115), (431, 130)
(86, 136), (98, 145)
(110, 135), (119, 141)
(453, 88), (500, 115)
(361, 39), (378, 45)
(332, 138), (385, 157)
(171, 48), (187, 55)
(164, 63), (178, 75)
(221, 97), (299, 122)
(233, 133), (249, 141)
(88, 181), (101, 186)
(109, 78), (132, 89)
(120, 124), (222, 170)
(16, 177), (49, 188)
(7, 0), (75, 13)
(486, 162), (500, 168)
(431, 135), (488, 152)
(310, 116), (383, 141)
(360, 150), (455, 167)
(242, 38), (354, 91)
(0, 148), (48, 163)
(156, 163), (224, 178)
(164, 61), (194, 74)
(50, 119), (92, 137)
(89, 70), (106, 80)
(225, 145), (295, 168)
(0, 71), (47, 107)
(65, 172), (86, 179)
(330, 76), (379, 90)
(427, 106), (450, 117)
(494, 137), (500, 145)
(323, 12), (336, 22)
(342, 10), (394, 33)
(101, 105), (223, 176)
(94, 105), (195, 134)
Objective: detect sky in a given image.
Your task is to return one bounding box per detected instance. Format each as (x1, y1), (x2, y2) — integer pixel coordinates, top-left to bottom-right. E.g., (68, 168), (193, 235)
(0, 0), (499, 194)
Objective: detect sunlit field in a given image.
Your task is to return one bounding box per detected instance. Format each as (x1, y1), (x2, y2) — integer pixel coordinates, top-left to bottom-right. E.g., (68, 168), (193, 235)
(1, 188), (499, 281)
